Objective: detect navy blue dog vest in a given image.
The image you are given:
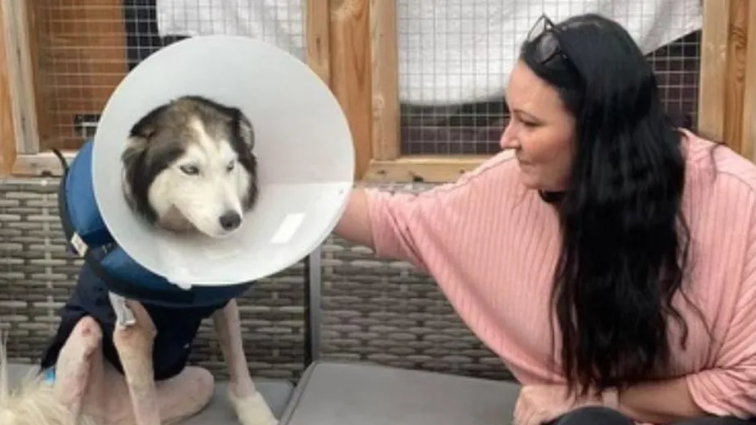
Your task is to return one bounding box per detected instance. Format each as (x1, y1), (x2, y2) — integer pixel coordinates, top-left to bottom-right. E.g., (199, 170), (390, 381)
(40, 140), (253, 381)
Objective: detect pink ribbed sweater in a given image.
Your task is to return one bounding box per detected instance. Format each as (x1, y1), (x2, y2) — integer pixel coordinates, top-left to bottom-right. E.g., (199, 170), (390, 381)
(365, 130), (756, 418)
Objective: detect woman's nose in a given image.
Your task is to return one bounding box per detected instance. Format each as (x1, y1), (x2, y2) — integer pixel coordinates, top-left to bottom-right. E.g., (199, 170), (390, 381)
(500, 123), (519, 150)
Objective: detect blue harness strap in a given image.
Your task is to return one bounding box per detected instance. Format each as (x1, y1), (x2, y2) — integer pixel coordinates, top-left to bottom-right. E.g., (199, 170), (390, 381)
(54, 140), (252, 308)
(43, 367), (56, 384)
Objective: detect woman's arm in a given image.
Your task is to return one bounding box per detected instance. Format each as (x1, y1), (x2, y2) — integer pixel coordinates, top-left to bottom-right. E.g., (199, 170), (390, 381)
(332, 153), (517, 268)
(613, 378), (707, 424)
(332, 185), (437, 270)
(521, 376), (713, 425)
(517, 380), (706, 425)
(333, 188), (375, 249)
(616, 213), (756, 424)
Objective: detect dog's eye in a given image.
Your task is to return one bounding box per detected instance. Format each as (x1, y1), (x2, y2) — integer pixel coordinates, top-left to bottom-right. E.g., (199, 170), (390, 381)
(226, 161), (235, 172)
(180, 165), (199, 175)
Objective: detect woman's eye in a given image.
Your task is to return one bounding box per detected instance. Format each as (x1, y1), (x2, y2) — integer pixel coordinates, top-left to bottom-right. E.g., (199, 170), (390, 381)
(180, 165), (199, 175)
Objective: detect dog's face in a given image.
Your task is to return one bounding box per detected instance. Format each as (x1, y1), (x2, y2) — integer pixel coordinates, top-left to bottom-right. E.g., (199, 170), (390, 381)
(121, 95), (259, 238)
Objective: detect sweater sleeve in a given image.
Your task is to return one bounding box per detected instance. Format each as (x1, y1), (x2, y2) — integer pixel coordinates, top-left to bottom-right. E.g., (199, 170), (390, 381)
(365, 183), (466, 272)
(365, 154), (516, 272)
(685, 200), (756, 418)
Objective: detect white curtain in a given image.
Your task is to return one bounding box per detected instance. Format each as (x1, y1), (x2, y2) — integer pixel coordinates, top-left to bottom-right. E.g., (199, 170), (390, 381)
(155, 0), (702, 107)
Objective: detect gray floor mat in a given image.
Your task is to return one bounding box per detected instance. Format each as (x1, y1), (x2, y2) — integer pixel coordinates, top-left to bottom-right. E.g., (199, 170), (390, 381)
(6, 363), (294, 424)
(280, 360), (521, 425)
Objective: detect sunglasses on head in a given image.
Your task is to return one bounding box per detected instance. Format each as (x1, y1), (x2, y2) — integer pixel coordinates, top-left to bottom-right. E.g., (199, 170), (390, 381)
(526, 13), (570, 66)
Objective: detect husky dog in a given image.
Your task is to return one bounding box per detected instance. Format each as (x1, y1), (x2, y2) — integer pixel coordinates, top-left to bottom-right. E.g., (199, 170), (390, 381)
(122, 95), (259, 238)
(7, 96), (278, 425)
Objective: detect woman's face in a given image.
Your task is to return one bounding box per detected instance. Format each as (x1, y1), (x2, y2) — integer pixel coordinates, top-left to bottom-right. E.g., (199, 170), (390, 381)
(500, 60), (576, 192)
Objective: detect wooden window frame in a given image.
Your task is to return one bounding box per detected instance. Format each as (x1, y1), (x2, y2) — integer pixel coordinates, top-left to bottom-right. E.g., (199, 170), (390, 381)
(307, 0), (493, 183)
(1, 0), (57, 177)
(2, 0), (756, 182)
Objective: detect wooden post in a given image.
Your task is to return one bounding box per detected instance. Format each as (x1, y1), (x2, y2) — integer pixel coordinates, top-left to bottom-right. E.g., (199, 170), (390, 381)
(723, 0), (749, 155)
(741, 0), (756, 161)
(0, 0), (39, 176)
(697, 0), (729, 141)
(369, 0), (399, 161)
(0, 0), (16, 176)
(329, 0), (372, 180)
(306, 0), (331, 86)
(698, 0), (756, 160)
(306, 0), (374, 180)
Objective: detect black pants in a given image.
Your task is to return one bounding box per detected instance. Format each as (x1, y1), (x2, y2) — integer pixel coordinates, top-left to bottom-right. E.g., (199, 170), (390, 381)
(552, 406), (754, 425)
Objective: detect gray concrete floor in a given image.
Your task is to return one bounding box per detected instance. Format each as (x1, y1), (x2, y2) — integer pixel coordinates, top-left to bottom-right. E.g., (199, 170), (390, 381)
(5, 363), (294, 424)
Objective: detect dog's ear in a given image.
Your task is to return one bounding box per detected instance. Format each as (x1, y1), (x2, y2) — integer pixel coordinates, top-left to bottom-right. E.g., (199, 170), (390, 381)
(121, 136), (148, 176)
(237, 114), (255, 151)
(129, 104), (168, 140)
(121, 105), (167, 224)
(121, 137), (159, 224)
(228, 109), (257, 168)
(203, 99), (254, 151)
(122, 118), (152, 187)
(223, 106), (254, 152)
(224, 107), (259, 211)
(121, 103), (166, 206)
(120, 136), (150, 214)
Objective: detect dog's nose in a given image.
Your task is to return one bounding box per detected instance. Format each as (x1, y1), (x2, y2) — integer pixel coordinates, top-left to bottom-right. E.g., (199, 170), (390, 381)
(219, 211), (241, 231)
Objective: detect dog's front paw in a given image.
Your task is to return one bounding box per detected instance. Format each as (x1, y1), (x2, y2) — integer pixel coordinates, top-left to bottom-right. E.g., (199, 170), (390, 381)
(228, 390), (278, 425)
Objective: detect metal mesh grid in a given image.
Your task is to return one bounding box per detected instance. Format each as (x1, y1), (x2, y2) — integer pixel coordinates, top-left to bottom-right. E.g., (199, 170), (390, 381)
(31, 1), (702, 156)
(32, 0), (130, 151)
(32, 0), (306, 152)
(397, 1), (703, 155)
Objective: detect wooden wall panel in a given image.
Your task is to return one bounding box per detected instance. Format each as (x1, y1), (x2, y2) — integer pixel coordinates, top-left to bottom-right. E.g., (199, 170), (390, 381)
(0, 0), (16, 175)
(32, 0), (128, 151)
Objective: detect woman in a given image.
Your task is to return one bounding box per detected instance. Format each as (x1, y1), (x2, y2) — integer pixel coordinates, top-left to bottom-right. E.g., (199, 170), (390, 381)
(334, 13), (756, 425)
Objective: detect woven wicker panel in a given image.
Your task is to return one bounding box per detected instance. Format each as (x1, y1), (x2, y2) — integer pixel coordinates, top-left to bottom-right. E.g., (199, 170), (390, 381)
(0, 177), (306, 380)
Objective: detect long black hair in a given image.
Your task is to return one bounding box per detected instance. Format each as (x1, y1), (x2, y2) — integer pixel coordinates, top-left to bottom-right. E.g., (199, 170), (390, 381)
(519, 13), (701, 395)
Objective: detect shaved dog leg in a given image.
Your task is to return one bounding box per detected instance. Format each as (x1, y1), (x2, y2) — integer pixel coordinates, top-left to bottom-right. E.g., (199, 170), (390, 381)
(213, 300), (278, 425)
(112, 299), (161, 425)
(53, 316), (102, 419)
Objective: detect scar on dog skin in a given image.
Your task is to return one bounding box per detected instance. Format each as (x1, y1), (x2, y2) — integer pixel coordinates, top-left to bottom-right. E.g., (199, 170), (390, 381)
(1, 332), (87, 425)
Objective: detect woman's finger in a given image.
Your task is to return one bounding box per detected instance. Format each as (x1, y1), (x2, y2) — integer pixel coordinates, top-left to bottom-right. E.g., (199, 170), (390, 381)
(520, 405), (539, 425)
(512, 394), (523, 425)
(513, 393), (533, 425)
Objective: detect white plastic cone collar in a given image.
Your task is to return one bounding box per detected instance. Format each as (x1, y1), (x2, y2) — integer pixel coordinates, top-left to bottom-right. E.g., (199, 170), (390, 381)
(91, 35), (354, 287)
